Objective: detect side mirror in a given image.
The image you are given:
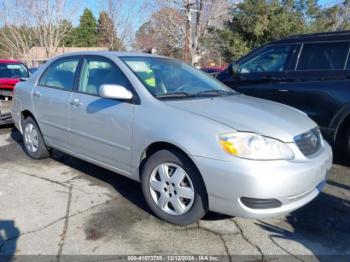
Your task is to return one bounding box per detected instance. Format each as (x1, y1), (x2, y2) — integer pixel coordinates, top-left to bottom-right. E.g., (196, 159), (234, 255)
(99, 84), (133, 100)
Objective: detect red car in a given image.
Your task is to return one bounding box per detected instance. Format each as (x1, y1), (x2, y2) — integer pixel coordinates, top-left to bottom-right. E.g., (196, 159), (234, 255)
(0, 59), (29, 125)
(0, 59), (29, 97)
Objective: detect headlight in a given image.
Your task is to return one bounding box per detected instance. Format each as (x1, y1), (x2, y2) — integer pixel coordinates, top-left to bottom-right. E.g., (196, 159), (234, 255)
(218, 132), (294, 160)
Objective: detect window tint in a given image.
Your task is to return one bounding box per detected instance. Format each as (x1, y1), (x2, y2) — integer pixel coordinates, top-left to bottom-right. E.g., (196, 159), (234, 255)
(38, 58), (79, 90)
(238, 45), (291, 74)
(79, 58), (130, 96)
(297, 42), (349, 70)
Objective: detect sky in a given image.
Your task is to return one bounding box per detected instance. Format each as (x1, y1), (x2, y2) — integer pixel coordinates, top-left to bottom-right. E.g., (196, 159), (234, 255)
(76, 0), (151, 31)
(77, 0), (340, 32)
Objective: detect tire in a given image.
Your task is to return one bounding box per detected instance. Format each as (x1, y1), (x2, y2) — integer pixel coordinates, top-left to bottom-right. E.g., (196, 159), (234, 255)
(22, 117), (50, 159)
(141, 149), (208, 225)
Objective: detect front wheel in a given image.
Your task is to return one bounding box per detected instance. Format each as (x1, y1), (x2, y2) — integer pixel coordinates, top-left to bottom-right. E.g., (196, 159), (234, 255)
(141, 149), (208, 225)
(22, 117), (50, 159)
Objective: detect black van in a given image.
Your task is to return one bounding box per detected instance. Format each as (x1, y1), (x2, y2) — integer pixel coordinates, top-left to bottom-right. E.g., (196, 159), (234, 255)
(217, 31), (350, 155)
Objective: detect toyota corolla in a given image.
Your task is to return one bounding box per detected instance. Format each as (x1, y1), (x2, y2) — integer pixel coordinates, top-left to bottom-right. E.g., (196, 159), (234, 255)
(12, 52), (332, 225)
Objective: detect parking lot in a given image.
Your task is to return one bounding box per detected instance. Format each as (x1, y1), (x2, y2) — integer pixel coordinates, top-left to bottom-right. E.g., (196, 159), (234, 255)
(0, 125), (349, 259)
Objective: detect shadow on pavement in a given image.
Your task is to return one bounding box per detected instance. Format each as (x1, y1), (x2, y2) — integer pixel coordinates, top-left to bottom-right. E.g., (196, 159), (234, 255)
(0, 220), (20, 259)
(257, 192), (350, 257)
(51, 149), (154, 217)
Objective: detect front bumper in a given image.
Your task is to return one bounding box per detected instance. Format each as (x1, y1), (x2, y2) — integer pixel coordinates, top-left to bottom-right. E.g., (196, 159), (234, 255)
(0, 99), (13, 125)
(193, 142), (333, 218)
(0, 88), (13, 97)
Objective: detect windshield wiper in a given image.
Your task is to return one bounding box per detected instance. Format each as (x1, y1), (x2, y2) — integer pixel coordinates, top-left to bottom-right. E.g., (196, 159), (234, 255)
(155, 92), (195, 99)
(194, 90), (235, 97)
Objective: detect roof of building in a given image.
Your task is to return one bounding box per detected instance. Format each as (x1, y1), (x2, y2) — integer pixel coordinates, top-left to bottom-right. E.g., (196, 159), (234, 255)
(28, 47), (109, 61)
(0, 59), (24, 64)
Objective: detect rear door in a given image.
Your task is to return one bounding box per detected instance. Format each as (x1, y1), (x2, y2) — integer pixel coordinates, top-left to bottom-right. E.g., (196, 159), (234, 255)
(222, 44), (296, 101)
(68, 55), (135, 174)
(280, 41), (349, 127)
(33, 56), (81, 148)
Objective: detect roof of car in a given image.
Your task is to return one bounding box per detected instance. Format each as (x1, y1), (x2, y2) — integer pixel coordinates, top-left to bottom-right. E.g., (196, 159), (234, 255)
(53, 51), (167, 59)
(0, 59), (24, 64)
(271, 30), (350, 44)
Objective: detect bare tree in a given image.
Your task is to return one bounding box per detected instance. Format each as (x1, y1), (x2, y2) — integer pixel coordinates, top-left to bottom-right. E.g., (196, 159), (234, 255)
(0, 0), (80, 65)
(154, 0), (233, 64)
(334, 0), (350, 30)
(0, 1), (35, 64)
(100, 0), (147, 50)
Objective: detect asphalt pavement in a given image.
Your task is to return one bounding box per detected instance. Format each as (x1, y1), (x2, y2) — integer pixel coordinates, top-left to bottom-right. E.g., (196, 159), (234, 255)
(0, 126), (349, 261)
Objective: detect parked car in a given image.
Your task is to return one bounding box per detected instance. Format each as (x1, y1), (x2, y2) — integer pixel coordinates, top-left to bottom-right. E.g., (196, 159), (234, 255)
(28, 67), (39, 74)
(217, 30), (350, 156)
(12, 52), (332, 225)
(0, 98), (13, 126)
(0, 59), (29, 125)
(0, 60), (29, 97)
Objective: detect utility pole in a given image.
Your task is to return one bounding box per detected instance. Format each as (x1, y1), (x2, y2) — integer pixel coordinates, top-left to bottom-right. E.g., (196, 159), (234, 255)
(183, 2), (192, 63)
(183, 1), (200, 64)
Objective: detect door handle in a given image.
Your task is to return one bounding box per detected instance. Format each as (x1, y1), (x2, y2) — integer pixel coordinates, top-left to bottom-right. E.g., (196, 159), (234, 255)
(69, 99), (83, 107)
(278, 89), (289, 92)
(32, 91), (41, 97)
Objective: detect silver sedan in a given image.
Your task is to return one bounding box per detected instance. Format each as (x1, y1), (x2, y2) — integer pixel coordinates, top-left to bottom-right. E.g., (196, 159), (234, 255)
(12, 52), (332, 225)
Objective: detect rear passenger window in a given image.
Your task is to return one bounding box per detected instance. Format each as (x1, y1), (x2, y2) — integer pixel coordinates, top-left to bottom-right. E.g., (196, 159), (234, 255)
(297, 42), (349, 70)
(38, 58), (79, 90)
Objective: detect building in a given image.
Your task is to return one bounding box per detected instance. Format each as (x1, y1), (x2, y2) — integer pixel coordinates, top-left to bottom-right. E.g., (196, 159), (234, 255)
(27, 47), (109, 67)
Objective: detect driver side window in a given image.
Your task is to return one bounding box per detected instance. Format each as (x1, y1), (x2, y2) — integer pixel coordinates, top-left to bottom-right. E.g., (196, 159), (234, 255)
(238, 45), (292, 74)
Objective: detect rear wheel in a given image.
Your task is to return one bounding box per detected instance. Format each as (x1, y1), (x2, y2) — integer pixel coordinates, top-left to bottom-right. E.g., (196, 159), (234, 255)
(141, 149), (208, 225)
(22, 117), (50, 159)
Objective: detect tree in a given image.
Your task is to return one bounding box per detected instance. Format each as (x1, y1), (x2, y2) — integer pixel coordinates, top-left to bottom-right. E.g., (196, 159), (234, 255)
(137, 0), (232, 64)
(61, 20), (77, 47)
(0, 25), (35, 63)
(75, 8), (98, 47)
(134, 8), (185, 58)
(100, 0), (145, 50)
(214, 0), (315, 62)
(134, 21), (158, 51)
(0, 0), (79, 64)
(97, 11), (122, 50)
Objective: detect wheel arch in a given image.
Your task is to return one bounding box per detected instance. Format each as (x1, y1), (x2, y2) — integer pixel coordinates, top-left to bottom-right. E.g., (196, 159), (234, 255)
(138, 141), (208, 196)
(20, 109), (36, 133)
(330, 104), (350, 143)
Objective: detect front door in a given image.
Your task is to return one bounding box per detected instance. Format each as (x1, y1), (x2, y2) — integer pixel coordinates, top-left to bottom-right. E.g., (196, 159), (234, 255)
(32, 57), (80, 148)
(220, 44), (295, 101)
(68, 56), (135, 174)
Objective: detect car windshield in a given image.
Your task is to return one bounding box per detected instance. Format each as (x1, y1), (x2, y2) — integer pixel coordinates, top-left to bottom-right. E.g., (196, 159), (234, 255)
(0, 63), (29, 78)
(120, 56), (235, 99)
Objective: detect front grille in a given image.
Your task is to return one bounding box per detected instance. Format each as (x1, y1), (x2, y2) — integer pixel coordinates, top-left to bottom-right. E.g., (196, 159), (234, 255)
(294, 128), (322, 157)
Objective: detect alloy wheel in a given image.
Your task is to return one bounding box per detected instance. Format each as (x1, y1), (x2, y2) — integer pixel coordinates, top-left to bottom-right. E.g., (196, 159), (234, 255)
(24, 123), (39, 153)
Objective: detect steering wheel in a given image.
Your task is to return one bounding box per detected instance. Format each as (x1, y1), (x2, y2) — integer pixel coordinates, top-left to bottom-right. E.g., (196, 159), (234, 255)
(255, 65), (264, 72)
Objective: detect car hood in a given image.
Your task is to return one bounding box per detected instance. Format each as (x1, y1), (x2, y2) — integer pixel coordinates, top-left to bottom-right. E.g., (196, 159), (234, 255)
(165, 94), (317, 142)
